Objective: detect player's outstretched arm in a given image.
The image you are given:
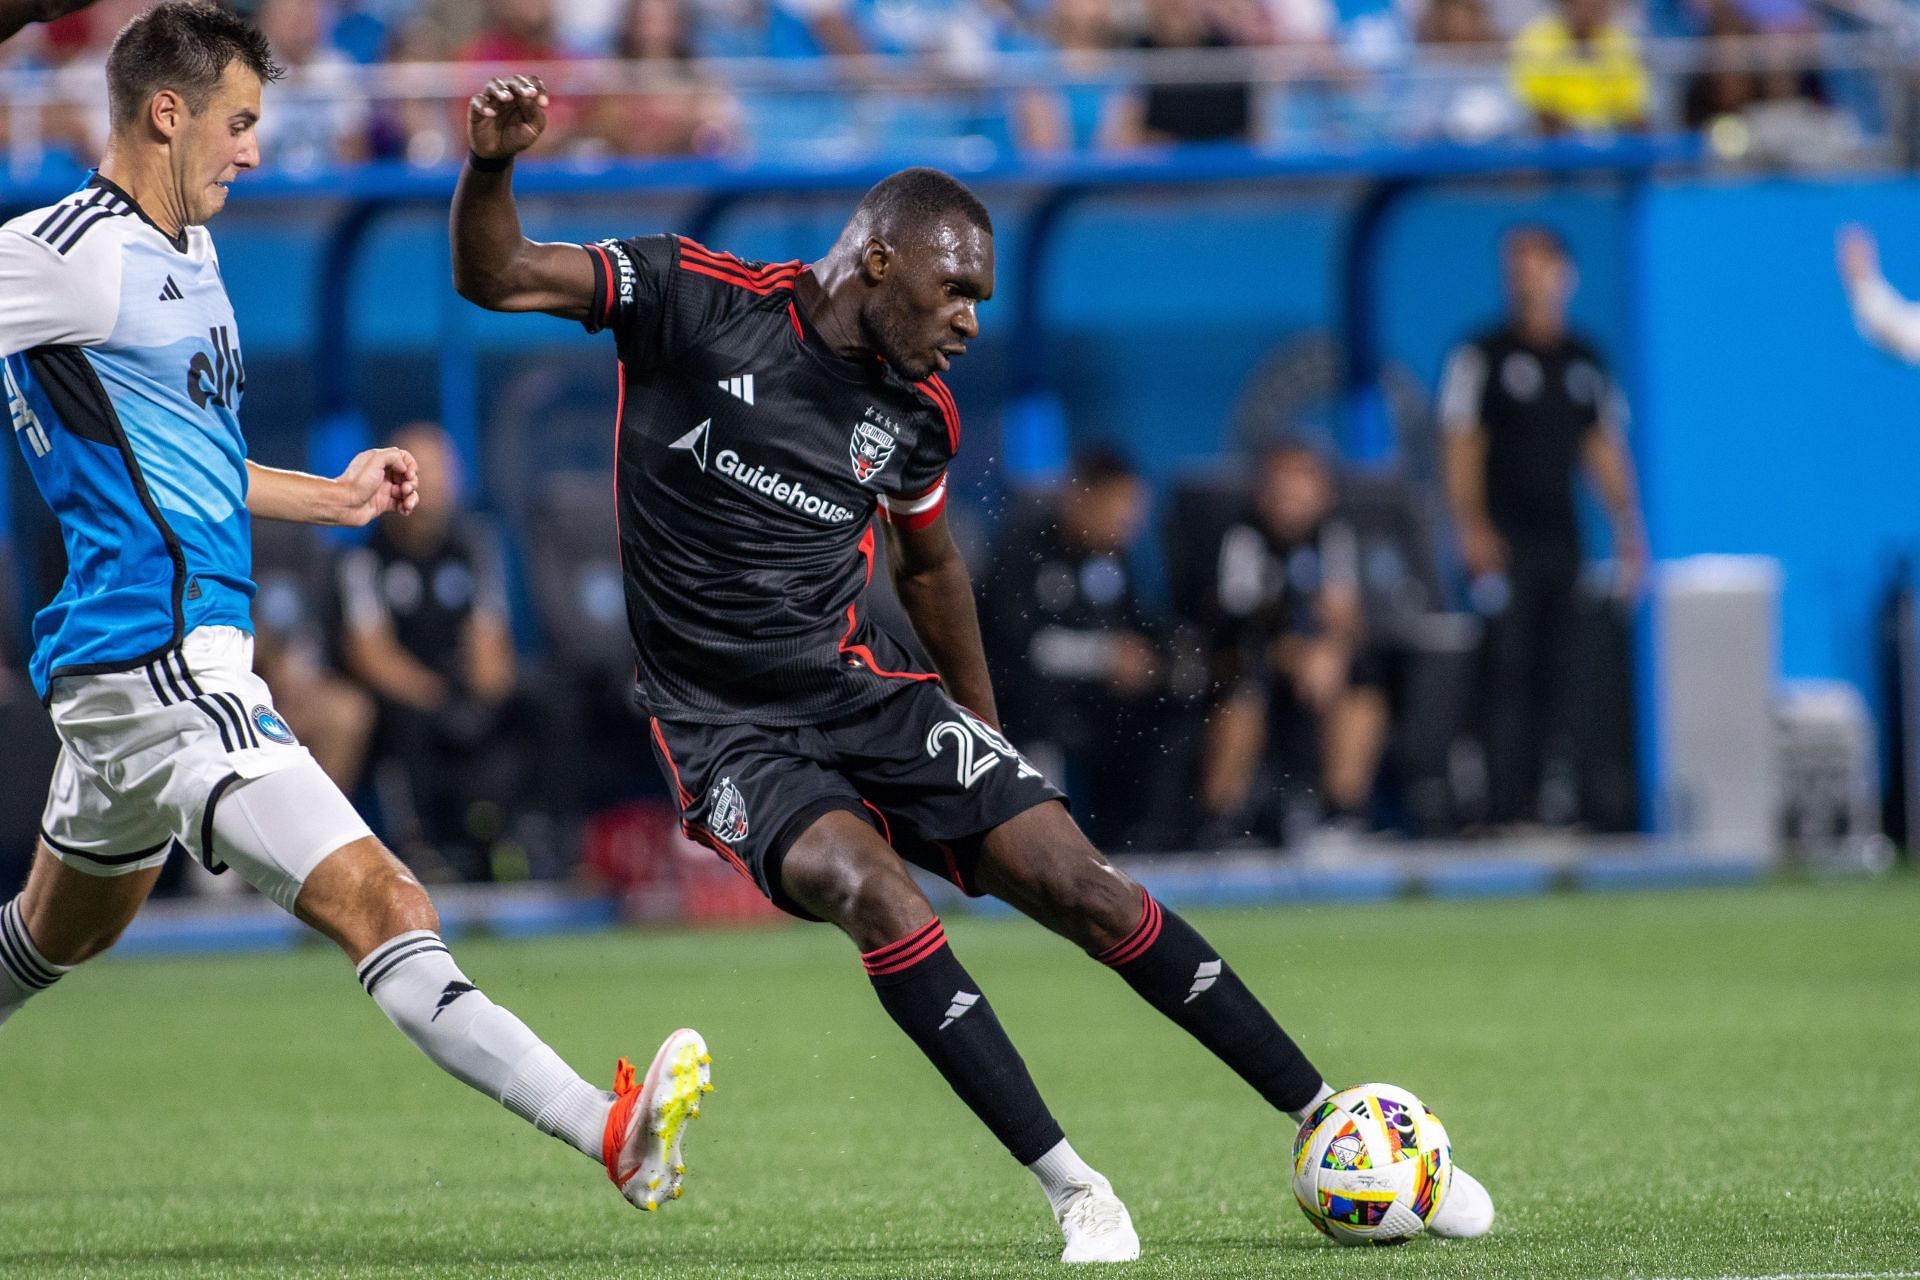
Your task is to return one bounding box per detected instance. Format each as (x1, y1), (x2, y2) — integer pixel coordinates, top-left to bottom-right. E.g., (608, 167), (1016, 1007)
(884, 513), (1002, 731)
(450, 74), (596, 321)
(1839, 225), (1920, 365)
(246, 449), (419, 527)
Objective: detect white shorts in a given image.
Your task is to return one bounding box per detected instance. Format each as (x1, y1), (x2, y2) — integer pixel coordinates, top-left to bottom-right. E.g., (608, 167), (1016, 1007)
(39, 625), (372, 910)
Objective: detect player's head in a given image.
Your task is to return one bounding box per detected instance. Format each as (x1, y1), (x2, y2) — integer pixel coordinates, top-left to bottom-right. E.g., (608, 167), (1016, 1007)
(1502, 224), (1575, 323)
(388, 421), (460, 540)
(105, 1), (281, 226)
(1060, 446), (1147, 554)
(837, 167), (994, 383)
(1255, 438), (1335, 540)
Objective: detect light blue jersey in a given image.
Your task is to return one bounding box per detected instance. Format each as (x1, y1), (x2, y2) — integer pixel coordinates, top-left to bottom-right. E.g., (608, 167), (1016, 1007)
(1, 175), (254, 697)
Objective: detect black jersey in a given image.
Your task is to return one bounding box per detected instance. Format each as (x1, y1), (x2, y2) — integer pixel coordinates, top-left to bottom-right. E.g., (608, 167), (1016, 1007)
(579, 234), (959, 727)
(1438, 325), (1622, 551)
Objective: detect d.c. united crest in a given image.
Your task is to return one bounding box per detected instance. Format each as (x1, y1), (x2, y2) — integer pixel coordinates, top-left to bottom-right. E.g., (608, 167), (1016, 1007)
(850, 420), (897, 484)
(708, 776), (750, 842)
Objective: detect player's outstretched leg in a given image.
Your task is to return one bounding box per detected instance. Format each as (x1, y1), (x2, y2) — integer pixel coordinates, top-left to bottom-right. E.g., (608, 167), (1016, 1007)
(220, 762), (711, 1212)
(974, 801), (1494, 1238)
(0, 845), (161, 1031)
(976, 803), (1330, 1117)
(781, 811), (1140, 1264)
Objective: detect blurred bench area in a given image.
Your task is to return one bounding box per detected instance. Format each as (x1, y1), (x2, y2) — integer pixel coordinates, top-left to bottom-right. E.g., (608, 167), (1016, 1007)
(6, 0), (1920, 903)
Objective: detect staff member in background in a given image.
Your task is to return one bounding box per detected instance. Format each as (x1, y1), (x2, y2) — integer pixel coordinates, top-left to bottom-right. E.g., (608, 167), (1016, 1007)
(1197, 440), (1388, 845)
(1440, 225), (1646, 828)
(981, 448), (1169, 848)
(1838, 224), (1920, 362)
(335, 422), (572, 881)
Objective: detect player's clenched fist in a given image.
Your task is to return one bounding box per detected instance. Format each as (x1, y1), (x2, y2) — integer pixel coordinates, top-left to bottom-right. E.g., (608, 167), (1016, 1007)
(469, 74), (549, 160)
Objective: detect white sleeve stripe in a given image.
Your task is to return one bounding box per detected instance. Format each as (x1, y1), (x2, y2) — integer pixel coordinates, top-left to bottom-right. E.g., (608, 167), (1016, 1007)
(1438, 345), (1487, 435)
(879, 476), (947, 515)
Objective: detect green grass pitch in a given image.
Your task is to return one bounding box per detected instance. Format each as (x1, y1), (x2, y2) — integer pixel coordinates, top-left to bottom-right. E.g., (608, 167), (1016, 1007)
(2, 876), (1917, 1279)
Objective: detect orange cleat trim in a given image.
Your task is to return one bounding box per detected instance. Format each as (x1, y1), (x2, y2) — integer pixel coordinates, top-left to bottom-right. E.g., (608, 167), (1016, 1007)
(602, 1056), (643, 1187)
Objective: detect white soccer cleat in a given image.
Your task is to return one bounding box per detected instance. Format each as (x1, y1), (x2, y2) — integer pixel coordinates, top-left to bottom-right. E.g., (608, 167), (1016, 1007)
(1056, 1181), (1142, 1264)
(1429, 1164), (1494, 1239)
(601, 1027), (714, 1212)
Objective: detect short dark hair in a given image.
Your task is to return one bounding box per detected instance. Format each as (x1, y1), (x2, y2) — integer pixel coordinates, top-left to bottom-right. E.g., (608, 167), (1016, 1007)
(106, 2), (282, 129)
(851, 167), (994, 242)
(1503, 223), (1571, 263)
(1068, 444), (1139, 490)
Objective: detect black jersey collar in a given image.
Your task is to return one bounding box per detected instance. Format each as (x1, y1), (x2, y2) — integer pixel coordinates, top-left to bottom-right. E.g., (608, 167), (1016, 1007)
(85, 171), (189, 253)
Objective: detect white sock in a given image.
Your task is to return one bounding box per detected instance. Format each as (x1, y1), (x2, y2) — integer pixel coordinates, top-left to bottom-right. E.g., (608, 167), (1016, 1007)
(0, 897), (73, 1030)
(1288, 1080), (1338, 1126)
(1026, 1137), (1109, 1217)
(356, 931), (612, 1159)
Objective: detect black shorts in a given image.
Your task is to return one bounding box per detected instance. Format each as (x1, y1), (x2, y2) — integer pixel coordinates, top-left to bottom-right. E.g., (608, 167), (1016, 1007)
(646, 680), (1066, 919)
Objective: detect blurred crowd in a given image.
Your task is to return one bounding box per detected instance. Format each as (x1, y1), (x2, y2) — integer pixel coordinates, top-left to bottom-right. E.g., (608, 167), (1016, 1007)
(0, 0), (1881, 169)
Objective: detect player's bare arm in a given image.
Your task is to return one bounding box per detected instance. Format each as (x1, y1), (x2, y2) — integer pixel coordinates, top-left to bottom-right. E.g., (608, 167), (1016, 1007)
(245, 449), (419, 526)
(883, 510), (1001, 731)
(450, 75), (597, 319)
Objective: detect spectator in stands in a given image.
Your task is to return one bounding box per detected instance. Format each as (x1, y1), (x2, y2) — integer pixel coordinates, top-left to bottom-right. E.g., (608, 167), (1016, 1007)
(1409, 0), (1522, 142)
(253, 0), (371, 171)
(1510, 0), (1648, 135)
(981, 448), (1169, 847)
(1198, 440), (1388, 844)
(1011, 0), (1123, 153)
(334, 423), (573, 881)
(586, 0), (738, 156)
(452, 0), (581, 149)
(1108, 0), (1260, 147)
(1438, 226), (1645, 828)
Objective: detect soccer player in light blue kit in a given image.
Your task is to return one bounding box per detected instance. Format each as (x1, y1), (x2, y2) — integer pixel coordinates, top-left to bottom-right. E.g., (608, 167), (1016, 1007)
(0, 1), (710, 1212)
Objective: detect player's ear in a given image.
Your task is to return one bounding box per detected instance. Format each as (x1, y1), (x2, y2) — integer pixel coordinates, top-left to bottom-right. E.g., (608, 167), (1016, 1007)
(860, 237), (893, 285)
(149, 88), (186, 142)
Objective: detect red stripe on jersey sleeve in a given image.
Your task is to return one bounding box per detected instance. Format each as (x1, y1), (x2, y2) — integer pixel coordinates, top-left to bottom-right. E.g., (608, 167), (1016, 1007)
(913, 376), (962, 454)
(585, 243), (615, 327)
(677, 259), (800, 295)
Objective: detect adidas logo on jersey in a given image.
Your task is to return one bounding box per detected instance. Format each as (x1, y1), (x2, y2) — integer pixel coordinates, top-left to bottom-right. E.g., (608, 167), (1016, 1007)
(939, 990), (979, 1030)
(718, 373), (754, 405)
(1184, 959), (1222, 1003)
(157, 275), (184, 302)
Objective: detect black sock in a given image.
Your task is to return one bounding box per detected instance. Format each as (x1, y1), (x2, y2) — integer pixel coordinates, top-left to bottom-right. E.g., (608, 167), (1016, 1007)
(863, 917), (1065, 1165)
(1095, 889), (1325, 1113)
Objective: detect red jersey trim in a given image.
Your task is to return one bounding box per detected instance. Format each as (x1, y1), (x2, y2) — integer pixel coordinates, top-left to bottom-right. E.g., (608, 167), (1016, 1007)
(585, 243), (616, 327)
(678, 259), (800, 295)
(837, 525), (939, 683)
(913, 376), (962, 454)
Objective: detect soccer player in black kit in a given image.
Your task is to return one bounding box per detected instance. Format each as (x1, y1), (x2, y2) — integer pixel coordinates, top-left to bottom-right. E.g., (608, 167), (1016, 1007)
(452, 75), (1493, 1262)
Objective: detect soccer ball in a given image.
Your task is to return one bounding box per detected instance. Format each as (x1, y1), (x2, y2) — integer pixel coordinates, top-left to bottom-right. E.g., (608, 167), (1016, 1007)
(1290, 1083), (1452, 1245)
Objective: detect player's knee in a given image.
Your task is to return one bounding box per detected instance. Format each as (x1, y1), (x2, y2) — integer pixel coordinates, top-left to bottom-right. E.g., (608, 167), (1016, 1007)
(43, 913), (135, 966)
(296, 838), (441, 956)
(1010, 842), (1139, 933)
(785, 842), (927, 943)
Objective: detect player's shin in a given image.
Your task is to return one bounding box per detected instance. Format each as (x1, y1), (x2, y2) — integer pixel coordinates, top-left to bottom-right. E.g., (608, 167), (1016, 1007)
(355, 931), (612, 1157)
(0, 897), (73, 1029)
(1094, 889), (1329, 1120)
(862, 917), (1067, 1167)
